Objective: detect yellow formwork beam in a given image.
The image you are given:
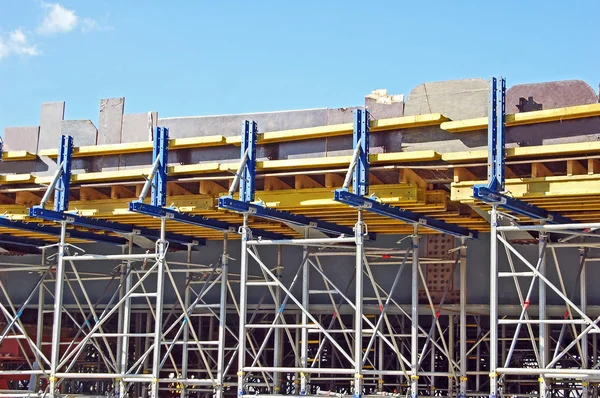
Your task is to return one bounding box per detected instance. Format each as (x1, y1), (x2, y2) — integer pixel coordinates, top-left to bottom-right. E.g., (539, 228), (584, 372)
(225, 113), (449, 145)
(2, 151), (36, 161)
(451, 174), (600, 201)
(441, 103), (600, 133)
(38, 135), (227, 158)
(442, 141), (600, 163)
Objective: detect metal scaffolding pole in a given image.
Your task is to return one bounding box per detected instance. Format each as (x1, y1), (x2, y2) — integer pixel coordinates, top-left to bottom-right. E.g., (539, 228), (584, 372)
(581, 247), (589, 398)
(273, 246), (283, 394)
(489, 205), (499, 398)
(150, 217), (167, 398)
(354, 210), (365, 398)
(411, 224), (419, 398)
(238, 215), (250, 397)
(539, 232), (548, 398)
(180, 244), (193, 398)
(216, 233), (229, 398)
(301, 230), (310, 395)
(459, 237), (468, 398)
(119, 237), (133, 397)
(49, 222), (67, 397)
(449, 314), (455, 397)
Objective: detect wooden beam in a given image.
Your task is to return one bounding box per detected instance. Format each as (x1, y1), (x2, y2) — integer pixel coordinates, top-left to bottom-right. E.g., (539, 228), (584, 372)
(264, 177), (292, 191)
(369, 173), (384, 185)
(295, 175), (322, 189)
(567, 160), (587, 176)
(15, 191), (40, 206)
(400, 168), (427, 188)
(325, 173), (344, 188)
(589, 159), (600, 174)
(505, 166), (518, 179)
(80, 187), (110, 201)
(0, 193), (14, 205)
(110, 185), (135, 200)
(167, 182), (193, 196)
(532, 163), (553, 178)
(453, 167), (477, 183)
(199, 180), (227, 195)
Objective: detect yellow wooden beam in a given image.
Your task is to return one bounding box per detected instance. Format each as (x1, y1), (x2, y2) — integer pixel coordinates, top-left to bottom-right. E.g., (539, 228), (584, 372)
(2, 151), (36, 161)
(441, 103), (600, 133)
(442, 141), (600, 163)
(38, 135), (227, 158)
(226, 114), (449, 145)
(451, 174), (600, 201)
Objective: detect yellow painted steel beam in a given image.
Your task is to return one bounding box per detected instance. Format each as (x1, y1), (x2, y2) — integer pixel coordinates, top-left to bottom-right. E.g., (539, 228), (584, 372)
(225, 113), (449, 145)
(38, 135), (227, 158)
(451, 174), (600, 201)
(2, 151), (36, 161)
(442, 141), (600, 163)
(441, 103), (600, 133)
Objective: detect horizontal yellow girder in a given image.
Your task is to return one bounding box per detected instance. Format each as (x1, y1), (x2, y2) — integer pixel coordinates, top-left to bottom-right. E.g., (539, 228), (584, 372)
(442, 141), (600, 163)
(1, 151), (36, 162)
(226, 113), (449, 145)
(38, 135), (227, 158)
(441, 103), (600, 133)
(451, 174), (600, 201)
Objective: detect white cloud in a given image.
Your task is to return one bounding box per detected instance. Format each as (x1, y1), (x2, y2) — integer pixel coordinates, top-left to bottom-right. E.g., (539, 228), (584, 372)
(0, 29), (39, 60)
(37, 3), (78, 35)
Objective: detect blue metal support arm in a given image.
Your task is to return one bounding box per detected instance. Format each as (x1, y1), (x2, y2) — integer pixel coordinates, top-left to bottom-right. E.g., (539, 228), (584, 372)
(334, 190), (477, 238)
(129, 201), (287, 240)
(29, 207), (204, 246)
(472, 186), (576, 225)
(218, 197), (375, 239)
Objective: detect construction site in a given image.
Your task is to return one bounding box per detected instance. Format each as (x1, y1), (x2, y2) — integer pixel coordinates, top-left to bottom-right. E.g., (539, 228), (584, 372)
(0, 76), (598, 398)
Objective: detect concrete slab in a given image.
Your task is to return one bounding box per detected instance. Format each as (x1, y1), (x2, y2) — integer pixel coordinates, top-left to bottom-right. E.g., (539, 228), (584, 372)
(404, 78), (488, 120)
(61, 120), (98, 147)
(122, 111), (157, 143)
(3, 126), (40, 153)
(506, 80), (598, 114)
(365, 89), (405, 120)
(38, 101), (65, 150)
(98, 97), (124, 145)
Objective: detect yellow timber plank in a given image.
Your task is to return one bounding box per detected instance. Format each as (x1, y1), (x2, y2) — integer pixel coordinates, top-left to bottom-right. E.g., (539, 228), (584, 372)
(2, 151), (36, 161)
(442, 141), (600, 163)
(451, 174), (600, 201)
(226, 114), (449, 145)
(441, 103), (600, 133)
(38, 135), (227, 158)
(0, 174), (35, 184)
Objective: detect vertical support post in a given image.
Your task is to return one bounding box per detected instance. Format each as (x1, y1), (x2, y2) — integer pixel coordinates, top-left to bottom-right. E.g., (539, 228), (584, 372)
(240, 121), (257, 203)
(539, 232), (548, 398)
(151, 217), (167, 398)
(49, 222), (67, 397)
(54, 135), (73, 212)
(411, 224), (420, 398)
(237, 215), (250, 397)
(301, 230), (310, 395)
(430, 327), (436, 397)
(119, 237), (133, 397)
(180, 244), (192, 398)
(489, 205), (499, 398)
(459, 237), (467, 398)
(151, 127), (169, 207)
(354, 210), (365, 398)
(476, 318), (481, 392)
(486, 77), (498, 188)
(353, 109), (369, 196)
(449, 315), (455, 397)
(581, 248), (589, 398)
(501, 325), (506, 369)
(378, 333), (384, 393)
(216, 233), (229, 398)
(33, 248), (46, 393)
(495, 77), (506, 190)
(273, 246), (283, 394)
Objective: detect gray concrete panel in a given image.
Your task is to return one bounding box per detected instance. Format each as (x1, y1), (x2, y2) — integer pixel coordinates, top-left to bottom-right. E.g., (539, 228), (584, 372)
(38, 101), (65, 150)
(122, 111), (157, 143)
(3, 126), (40, 153)
(61, 120), (98, 147)
(507, 80), (598, 114)
(98, 97), (124, 145)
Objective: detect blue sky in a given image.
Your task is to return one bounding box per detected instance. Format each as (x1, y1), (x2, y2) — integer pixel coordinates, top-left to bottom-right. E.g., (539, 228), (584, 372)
(0, 1), (599, 129)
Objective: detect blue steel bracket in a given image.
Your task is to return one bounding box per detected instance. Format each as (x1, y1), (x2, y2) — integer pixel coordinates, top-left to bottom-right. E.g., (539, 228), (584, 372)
(129, 201), (287, 240)
(472, 185), (576, 225)
(152, 127), (169, 207)
(334, 190), (477, 238)
(353, 109), (369, 196)
(0, 138), (3, 162)
(28, 207), (205, 246)
(240, 121), (257, 202)
(486, 77), (506, 192)
(55, 135), (74, 212)
(218, 197), (376, 239)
